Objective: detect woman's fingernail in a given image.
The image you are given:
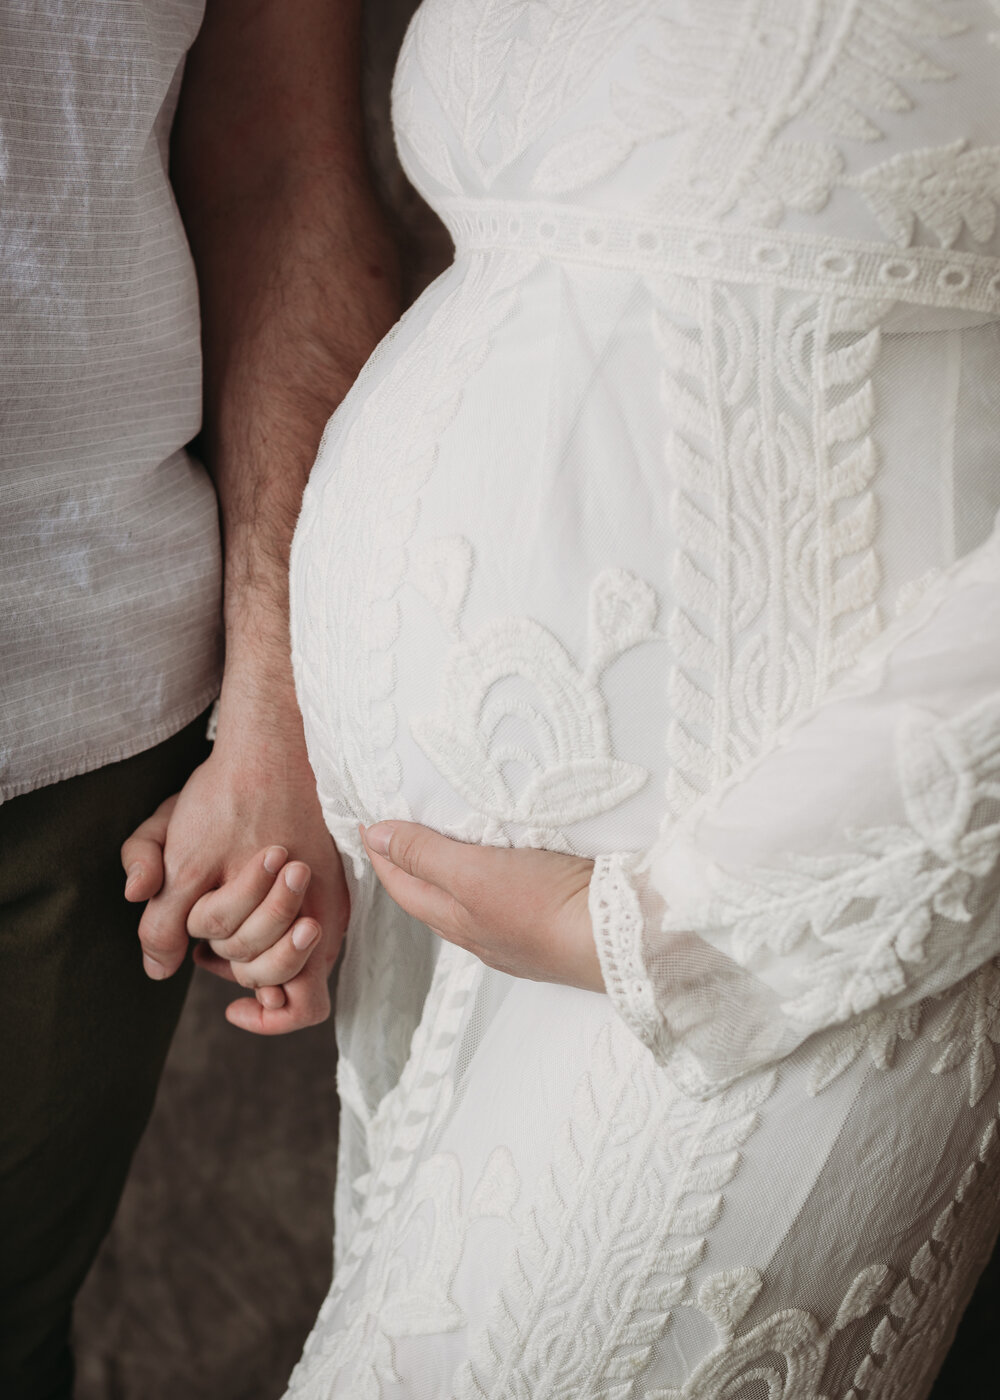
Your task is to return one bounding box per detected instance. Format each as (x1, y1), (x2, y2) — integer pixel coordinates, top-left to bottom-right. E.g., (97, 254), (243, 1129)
(142, 954), (166, 981)
(365, 823), (393, 858)
(292, 920), (320, 952)
(264, 846), (287, 875)
(125, 863), (143, 895)
(285, 863), (311, 895)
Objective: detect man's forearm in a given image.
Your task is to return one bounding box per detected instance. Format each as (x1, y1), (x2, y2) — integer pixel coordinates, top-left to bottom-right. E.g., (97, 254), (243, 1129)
(171, 0), (400, 749)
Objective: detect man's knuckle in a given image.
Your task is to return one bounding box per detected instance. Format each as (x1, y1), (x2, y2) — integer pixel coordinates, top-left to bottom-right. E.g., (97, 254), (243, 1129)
(139, 921), (177, 956)
(223, 933), (254, 963)
(204, 907), (235, 940)
(168, 856), (210, 895)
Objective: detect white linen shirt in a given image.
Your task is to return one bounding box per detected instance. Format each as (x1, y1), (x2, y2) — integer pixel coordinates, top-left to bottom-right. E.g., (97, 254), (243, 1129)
(0, 0), (222, 803)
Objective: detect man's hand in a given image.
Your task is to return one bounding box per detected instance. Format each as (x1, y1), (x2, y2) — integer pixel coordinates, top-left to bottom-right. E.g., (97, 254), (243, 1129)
(118, 0), (398, 1033)
(360, 822), (605, 992)
(123, 738), (349, 1033)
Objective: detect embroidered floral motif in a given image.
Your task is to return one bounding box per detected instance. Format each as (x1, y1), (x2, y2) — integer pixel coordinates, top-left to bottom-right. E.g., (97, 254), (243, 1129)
(399, 0), (1000, 273)
(650, 1290), (830, 1398)
(405, 0), (652, 191)
(538, 0), (961, 229)
(639, 0), (962, 229)
(496, 0), (655, 172)
(411, 554), (659, 837)
(650, 1103), (1000, 1399)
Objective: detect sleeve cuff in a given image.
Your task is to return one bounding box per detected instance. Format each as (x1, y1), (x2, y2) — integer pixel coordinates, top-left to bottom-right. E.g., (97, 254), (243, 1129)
(589, 852), (662, 1052)
(589, 852), (738, 1101)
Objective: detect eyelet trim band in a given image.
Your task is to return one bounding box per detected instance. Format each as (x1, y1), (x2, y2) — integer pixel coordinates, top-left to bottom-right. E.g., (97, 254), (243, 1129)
(440, 198), (1000, 315)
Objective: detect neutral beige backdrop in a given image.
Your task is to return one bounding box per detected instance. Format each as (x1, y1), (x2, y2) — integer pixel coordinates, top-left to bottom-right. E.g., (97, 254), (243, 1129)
(73, 3), (996, 1394)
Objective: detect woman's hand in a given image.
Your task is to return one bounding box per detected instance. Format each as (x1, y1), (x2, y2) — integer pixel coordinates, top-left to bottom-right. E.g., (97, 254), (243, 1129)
(361, 822), (605, 992)
(184, 845), (323, 1009)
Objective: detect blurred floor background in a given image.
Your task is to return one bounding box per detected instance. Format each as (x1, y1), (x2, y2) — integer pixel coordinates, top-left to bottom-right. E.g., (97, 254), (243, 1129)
(72, 1), (996, 1393)
(73, 974), (340, 1400)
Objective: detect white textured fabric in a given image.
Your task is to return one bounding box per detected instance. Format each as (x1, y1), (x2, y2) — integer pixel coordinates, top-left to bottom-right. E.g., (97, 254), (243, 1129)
(289, 3), (1000, 1396)
(0, 1), (222, 803)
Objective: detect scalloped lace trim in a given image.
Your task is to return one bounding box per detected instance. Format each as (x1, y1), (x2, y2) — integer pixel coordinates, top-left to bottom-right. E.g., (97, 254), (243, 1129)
(590, 852), (661, 1049)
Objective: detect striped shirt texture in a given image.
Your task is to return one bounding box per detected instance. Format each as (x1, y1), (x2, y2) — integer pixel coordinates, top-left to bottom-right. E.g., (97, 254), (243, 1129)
(1, 0), (223, 802)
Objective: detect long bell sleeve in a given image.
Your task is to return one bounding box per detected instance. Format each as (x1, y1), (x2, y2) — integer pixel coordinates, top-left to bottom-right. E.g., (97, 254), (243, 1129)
(590, 517), (1000, 1098)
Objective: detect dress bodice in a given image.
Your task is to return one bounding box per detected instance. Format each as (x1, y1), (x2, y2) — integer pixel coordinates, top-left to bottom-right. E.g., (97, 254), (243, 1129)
(394, 0), (1000, 315)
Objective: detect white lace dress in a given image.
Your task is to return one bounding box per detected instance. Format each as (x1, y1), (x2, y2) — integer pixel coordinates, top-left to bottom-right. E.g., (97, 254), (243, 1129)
(286, 3), (1000, 1396)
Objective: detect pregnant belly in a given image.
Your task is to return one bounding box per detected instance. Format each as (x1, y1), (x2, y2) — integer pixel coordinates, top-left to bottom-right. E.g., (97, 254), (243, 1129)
(291, 255), (675, 861)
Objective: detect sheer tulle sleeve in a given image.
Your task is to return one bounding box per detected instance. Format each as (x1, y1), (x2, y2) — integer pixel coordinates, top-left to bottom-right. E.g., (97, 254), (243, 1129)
(590, 516), (1000, 1098)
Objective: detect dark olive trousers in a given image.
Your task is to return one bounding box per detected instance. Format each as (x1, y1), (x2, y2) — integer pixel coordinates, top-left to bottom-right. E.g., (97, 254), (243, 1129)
(0, 714), (212, 1400)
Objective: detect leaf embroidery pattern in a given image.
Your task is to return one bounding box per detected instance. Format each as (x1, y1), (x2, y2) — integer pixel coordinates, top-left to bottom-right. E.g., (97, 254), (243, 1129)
(691, 693), (1000, 1030)
(412, 0), (523, 185)
(848, 140), (1000, 248)
(797, 959), (1000, 1105)
(930, 957), (1000, 1107)
(532, 17), (688, 195)
(291, 1149), (520, 1399)
(407, 0), (652, 191)
(291, 260), (539, 1247)
(806, 1003), (922, 1096)
(451, 1026), (774, 1399)
(496, 0), (653, 171)
(642, 0), (960, 225)
(655, 279), (885, 821)
(409, 560), (660, 843)
(843, 1107), (1000, 1400)
(789, 0), (958, 143)
(397, 0), (981, 243)
(287, 947), (484, 1397)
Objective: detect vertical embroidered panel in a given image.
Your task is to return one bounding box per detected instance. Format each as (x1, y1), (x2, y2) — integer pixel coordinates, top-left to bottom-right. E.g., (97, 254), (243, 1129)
(452, 1031), (774, 1400)
(655, 276), (884, 819)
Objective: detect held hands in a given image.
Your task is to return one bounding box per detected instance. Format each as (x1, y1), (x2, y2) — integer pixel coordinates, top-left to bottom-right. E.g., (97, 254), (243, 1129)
(120, 741), (349, 1034)
(126, 807), (605, 1018)
(186, 844), (321, 996)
